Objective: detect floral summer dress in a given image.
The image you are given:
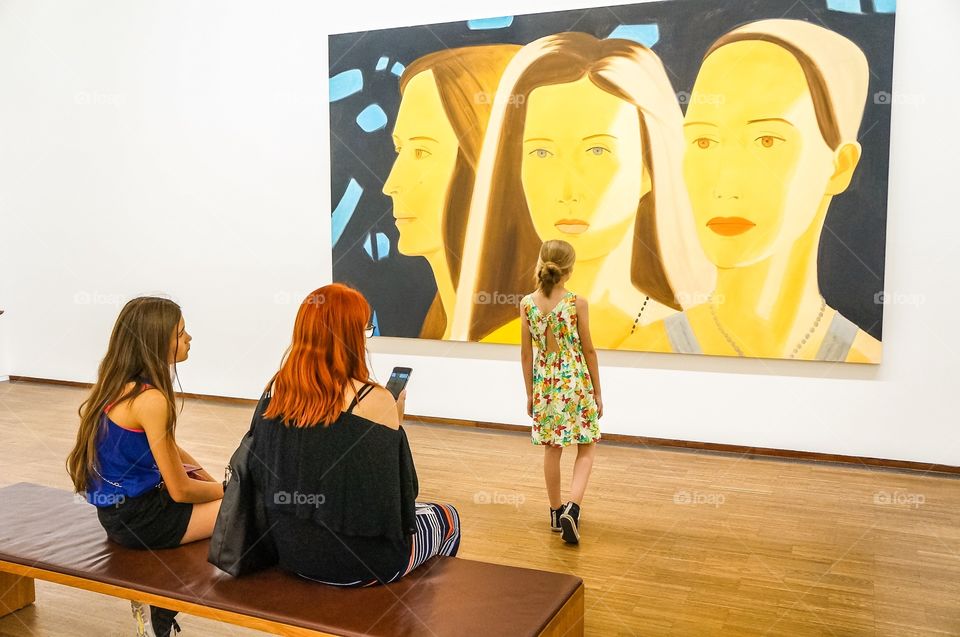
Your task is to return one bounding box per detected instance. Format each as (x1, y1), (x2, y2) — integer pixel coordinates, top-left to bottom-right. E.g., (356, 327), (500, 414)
(521, 291), (601, 447)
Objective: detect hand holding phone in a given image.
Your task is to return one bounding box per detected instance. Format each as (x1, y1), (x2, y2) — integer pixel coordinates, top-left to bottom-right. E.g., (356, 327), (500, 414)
(396, 388), (407, 422)
(385, 367), (412, 400)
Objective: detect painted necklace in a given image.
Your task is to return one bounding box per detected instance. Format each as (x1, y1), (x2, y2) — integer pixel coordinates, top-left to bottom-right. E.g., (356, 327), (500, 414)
(628, 296), (651, 335)
(708, 296), (827, 358)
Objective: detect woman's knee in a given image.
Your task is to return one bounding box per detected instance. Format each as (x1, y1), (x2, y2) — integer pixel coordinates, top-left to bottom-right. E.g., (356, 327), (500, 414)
(431, 503), (458, 531)
(440, 504), (461, 556)
(434, 503), (461, 541)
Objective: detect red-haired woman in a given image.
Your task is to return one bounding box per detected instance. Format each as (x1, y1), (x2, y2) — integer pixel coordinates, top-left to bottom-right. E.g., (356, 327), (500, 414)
(247, 284), (460, 586)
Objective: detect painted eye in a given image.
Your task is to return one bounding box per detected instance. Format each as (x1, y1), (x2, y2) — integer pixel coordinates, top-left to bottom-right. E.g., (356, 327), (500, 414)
(529, 148), (553, 159)
(414, 148), (432, 159)
(756, 135), (783, 149)
(694, 138), (715, 150)
(587, 146), (608, 156)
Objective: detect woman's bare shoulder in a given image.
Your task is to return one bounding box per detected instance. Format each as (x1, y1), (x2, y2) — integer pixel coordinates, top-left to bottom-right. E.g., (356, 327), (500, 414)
(353, 385), (400, 430)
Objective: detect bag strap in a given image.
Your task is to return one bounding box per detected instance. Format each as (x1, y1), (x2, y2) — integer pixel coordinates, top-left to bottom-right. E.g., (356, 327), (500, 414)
(345, 382), (375, 414)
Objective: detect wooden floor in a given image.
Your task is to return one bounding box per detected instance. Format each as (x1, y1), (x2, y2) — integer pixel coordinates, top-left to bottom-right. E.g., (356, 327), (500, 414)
(0, 381), (957, 636)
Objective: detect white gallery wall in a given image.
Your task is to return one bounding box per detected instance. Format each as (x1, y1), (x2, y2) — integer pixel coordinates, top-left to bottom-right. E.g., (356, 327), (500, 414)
(1, 0), (957, 465)
(0, 176), (11, 380)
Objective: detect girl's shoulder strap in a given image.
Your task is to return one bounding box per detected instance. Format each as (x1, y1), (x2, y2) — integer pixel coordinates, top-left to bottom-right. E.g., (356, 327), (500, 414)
(565, 292), (583, 323)
(346, 382), (376, 414)
(104, 381), (155, 413)
(520, 293), (538, 319)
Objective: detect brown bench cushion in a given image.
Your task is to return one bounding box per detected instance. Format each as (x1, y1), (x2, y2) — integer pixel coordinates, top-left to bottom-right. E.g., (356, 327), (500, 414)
(0, 483), (581, 636)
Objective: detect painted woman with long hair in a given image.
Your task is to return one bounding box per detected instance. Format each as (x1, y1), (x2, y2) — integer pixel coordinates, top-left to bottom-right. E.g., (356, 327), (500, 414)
(67, 297), (224, 637)
(384, 44), (519, 338)
(451, 32), (714, 349)
(247, 284), (460, 586)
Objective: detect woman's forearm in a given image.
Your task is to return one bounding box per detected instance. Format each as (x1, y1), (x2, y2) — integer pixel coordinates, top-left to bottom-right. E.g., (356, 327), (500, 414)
(168, 475), (224, 503)
(178, 446), (217, 482)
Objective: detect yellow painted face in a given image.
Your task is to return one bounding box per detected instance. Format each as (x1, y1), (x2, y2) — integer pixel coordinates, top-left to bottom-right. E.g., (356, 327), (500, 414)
(683, 41), (838, 269)
(521, 76), (647, 261)
(383, 70), (460, 257)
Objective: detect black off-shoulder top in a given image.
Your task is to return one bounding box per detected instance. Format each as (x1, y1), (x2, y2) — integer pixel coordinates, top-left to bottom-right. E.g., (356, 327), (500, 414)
(249, 384), (419, 584)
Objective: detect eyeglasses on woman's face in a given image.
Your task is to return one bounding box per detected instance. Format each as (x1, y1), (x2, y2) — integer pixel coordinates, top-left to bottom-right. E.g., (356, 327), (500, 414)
(364, 322), (375, 338)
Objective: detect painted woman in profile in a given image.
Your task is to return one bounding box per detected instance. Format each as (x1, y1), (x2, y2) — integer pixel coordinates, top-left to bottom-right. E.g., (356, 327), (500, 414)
(626, 19), (881, 363)
(382, 45), (519, 339)
(449, 32), (714, 349)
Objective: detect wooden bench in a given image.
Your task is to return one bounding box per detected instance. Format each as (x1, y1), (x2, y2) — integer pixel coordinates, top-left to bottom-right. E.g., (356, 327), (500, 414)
(0, 483), (583, 636)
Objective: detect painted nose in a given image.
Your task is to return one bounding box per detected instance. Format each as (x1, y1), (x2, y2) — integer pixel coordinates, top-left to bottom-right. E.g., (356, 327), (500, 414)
(558, 168), (581, 204)
(712, 147), (743, 200)
(711, 188), (740, 200)
(382, 162), (400, 196)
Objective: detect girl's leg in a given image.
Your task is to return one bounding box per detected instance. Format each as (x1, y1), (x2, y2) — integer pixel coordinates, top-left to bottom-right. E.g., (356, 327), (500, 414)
(569, 442), (596, 505)
(543, 445), (564, 509)
(126, 493), (220, 635)
(395, 503), (460, 581)
(179, 499), (222, 545)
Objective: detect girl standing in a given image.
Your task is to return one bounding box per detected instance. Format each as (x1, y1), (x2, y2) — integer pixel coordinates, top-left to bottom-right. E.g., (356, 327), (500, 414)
(66, 297), (224, 637)
(520, 240), (602, 544)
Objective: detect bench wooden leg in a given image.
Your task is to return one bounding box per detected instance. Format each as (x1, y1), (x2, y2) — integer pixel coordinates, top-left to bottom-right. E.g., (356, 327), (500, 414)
(0, 572), (36, 617)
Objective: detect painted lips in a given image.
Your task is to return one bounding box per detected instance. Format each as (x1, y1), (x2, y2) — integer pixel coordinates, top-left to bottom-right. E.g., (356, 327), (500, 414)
(707, 216), (756, 236)
(554, 219), (589, 235)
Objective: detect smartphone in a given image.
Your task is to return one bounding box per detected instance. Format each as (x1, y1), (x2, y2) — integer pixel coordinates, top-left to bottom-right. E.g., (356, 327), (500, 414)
(384, 367), (412, 400)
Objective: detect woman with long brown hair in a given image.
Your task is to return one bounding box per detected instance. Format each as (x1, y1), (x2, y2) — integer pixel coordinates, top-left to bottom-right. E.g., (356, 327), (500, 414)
(66, 296), (223, 637)
(247, 283), (460, 586)
(384, 44), (519, 338)
(450, 32), (714, 348)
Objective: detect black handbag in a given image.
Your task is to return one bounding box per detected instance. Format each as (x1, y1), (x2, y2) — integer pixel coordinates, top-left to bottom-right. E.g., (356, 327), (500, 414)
(208, 395), (278, 576)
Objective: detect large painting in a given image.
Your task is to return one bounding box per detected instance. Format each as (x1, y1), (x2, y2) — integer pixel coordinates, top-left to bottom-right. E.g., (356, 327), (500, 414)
(329, 0), (896, 363)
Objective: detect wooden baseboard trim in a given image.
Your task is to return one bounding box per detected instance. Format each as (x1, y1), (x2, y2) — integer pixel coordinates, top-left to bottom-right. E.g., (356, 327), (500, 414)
(10, 376), (959, 476)
(409, 413), (960, 476)
(7, 376), (260, 406)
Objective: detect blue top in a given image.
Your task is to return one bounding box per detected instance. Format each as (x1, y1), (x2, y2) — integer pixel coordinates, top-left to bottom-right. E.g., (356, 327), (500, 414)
(86, 413), (162, 507)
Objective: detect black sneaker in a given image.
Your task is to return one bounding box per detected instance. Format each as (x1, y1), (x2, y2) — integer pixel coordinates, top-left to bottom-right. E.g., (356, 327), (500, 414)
(150, 606), (181, 637)
(550, 507), (562, 532)
(559, 501), (580, 544)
